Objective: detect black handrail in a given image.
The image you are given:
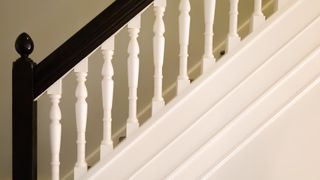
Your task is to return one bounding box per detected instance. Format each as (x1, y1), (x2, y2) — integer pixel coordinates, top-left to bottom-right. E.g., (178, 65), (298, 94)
(34, 0), (153, 97)
(12, 0), (153, 179)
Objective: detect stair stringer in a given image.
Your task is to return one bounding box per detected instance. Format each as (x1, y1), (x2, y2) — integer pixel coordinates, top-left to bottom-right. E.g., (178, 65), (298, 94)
(166, 46), (320, 179)
(202, 75), (320, 180)
(84, 0), (320, 179)
(128, 7), (320, 180)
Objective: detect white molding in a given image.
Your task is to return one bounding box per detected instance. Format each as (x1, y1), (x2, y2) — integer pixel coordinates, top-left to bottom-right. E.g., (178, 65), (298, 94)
(201, 75), (320, 179)
(167, 45), (320, 179)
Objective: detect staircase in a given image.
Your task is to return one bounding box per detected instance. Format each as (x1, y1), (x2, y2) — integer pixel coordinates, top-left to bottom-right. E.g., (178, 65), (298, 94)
(11, 0), (320, 179)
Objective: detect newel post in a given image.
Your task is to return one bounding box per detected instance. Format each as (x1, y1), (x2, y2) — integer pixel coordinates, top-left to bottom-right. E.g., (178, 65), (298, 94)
(12, 33), (37, 180)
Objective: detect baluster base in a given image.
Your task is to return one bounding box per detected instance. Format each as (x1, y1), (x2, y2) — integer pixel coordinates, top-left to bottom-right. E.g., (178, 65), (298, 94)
(152, 99), (165, 115)
(126, 121), (139, 137)
(250, 15), (265, 32)
(177, 78), (190, 95)
(226, 36), (241, 53)
(100, 142), (114, 159)
(74, 165), (87, 180)
(201, 56), (215, 74)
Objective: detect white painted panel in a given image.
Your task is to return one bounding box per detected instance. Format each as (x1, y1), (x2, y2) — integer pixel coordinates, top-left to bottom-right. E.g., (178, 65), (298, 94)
(205, 77), (320, 180)
(168, 46), (320, 179)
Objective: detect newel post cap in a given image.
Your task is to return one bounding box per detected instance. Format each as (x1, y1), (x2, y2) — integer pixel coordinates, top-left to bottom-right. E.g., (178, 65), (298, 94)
(15, 32), (34, 58)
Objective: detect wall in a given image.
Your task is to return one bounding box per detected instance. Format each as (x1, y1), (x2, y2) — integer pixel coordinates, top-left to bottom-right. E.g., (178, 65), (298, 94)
(0, 0), (274, 179)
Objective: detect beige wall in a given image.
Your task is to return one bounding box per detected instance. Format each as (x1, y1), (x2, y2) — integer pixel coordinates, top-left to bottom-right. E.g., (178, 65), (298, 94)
(0, 0), (274, 179)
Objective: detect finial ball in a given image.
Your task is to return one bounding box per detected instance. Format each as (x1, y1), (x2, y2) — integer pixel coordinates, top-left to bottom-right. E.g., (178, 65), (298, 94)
(15, 33), (34, 57)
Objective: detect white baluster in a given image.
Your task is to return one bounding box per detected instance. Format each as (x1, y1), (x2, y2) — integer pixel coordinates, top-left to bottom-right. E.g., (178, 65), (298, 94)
(127, 15), (141, 136)
(100, 37), (115, 159)
(227, 0), (241, 52)
(152, 0), (166, 115)
(202, 0), (216, 73)
(48, 80), (62, 180)
(177, 0), (191, 94)
(250, 0), (265, 32)
(73, 58), (88, 179)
